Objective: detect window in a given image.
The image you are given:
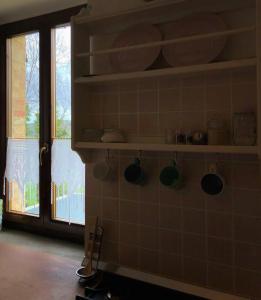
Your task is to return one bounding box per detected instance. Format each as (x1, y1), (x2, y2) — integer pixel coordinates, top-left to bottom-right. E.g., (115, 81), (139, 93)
(6, 32), (40, 216)
(51, 26), (85, 225)
(1, 6), (85, 239)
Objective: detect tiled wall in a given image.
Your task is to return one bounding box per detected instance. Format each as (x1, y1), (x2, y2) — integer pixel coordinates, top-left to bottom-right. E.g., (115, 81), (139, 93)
(85, 69), (261, 299)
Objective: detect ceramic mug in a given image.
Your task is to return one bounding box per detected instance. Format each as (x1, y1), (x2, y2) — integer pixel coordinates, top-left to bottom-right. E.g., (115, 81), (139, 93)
(160, 160), (183, 189)
(93, 160), (114, 181)
(201, 163), (225, 196)
(124, 158), (146, 186)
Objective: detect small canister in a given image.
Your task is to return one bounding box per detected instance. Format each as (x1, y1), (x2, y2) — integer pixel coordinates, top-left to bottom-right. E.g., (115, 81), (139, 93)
(233, 113), (256, 146)
(207, 119), (229, 145)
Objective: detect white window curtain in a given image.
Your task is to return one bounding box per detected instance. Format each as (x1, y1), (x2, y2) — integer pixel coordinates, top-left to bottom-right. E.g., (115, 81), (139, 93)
(5, 139), (85, 196)
(51, 139), (85, 197)
(5, 139), (39, 194)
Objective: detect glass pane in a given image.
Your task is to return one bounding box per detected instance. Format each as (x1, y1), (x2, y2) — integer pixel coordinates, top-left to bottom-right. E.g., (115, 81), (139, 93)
(52, 26), (85, 225)
(6, 32), (40, 216)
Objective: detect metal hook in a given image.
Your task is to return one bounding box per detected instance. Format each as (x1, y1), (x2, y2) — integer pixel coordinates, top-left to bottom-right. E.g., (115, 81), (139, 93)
(138, 150), (142, 159)
(173, 151), (178, 162)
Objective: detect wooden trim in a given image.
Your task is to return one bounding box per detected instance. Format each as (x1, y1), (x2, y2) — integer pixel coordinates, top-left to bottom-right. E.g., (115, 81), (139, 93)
(0, 6), (85, 37)
(0, 37), (7, 200)
(256, 0), (261, 158)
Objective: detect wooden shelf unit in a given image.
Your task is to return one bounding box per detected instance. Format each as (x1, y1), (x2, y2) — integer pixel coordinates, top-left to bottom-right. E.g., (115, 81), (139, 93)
(75, 142), (258, 155)
(74, 58), (257, 85)
(71, 0), (260, 158)
(76, 26), (255, 58)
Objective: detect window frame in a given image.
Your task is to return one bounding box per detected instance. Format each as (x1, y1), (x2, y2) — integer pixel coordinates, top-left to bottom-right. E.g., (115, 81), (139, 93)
(0, 6), (85, 243)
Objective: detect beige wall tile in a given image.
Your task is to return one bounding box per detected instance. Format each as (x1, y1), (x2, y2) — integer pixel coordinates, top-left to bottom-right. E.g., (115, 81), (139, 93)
(205, 188), (232, 212)
(232, 83), (257, 113)
(206, 71), (230, 86)
(233, 189), (261, 217)
(120, 200), (139, 223)
(103, 114), (119, 129)
(182, 87), (205, 111)
(234, 215), (261, 244)
(139, 90), (158, 113)
(139, 78), (158, 90)
(139, 113), (159, 136)
(180, 111), (205, 132)
(159, 77), (180, 89)
(232, 163), (260, 190)
(140, 203), (159, 227)
(207, 238), (233, 265)
(139, 225), (159, 250)
(102, 93), (119, 114)
(120, 114), (138, 135)
(159, 112), (181, 135)
(159, 229), (181, 254)
(102, 197), (119, 220)
(235, 242), (261, 272)
(139, 249), (159, 274)
(101, 241), (119, 263)
(182, 185), (205, 209)
(232, 68), (256, 85)
(86, 196), (102, 218)
(183, 233), (206, 260)
(206, 85), (231, 111)
(159, 186), (182, 207)
(208, 263), (234, 293)
(235, 269), (261, 298)
(159, 89), (180, 112)
(207, 212), (233, 239)
(119, 223), (138, 245)
(119, 179), (139, 201)
(119, 92), (138, 113)
(102, 219), (119, 242)
(119, 243), (139, 269)
(159, 253), (182, 279)
(184, 257), (207, 286)
(183, 209), (205, 235)
(160, 206), (182, 231)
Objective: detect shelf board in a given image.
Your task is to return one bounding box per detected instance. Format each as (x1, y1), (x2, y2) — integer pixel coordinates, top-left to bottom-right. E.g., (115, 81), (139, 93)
(74, 58), (256, 85)
(76, 26), (255, 58)
(75, 142), (258, 155)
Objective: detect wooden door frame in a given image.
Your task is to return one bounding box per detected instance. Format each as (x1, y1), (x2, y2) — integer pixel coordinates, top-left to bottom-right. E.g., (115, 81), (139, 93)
(0, 6), (85, 243)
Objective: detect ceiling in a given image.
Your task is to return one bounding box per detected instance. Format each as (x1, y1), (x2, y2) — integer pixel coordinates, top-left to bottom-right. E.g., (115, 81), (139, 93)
(0, 0), (87, 25)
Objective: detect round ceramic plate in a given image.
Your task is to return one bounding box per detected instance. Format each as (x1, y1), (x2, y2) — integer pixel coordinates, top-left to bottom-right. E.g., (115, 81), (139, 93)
(161, 13), (227, 67)
(110, 23), (162, 73)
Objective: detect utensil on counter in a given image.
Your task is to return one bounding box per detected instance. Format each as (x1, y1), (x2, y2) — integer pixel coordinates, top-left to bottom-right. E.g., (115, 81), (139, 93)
(110, 23), (162, 72)
(124, 158), (146, 185)
(233, 112), (256, 146)
(160, 160), (184, 189)
(161, 13), (227, 67)
(76, 216), (104, 281)
(201, 163), (225, 196)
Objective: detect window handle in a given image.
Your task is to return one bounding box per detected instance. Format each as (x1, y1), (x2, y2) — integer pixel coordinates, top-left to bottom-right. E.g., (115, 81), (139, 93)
(40, 143), (49, 166)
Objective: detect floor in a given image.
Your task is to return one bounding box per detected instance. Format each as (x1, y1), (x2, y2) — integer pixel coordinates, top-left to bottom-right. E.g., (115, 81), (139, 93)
(0, 229), (85, 300)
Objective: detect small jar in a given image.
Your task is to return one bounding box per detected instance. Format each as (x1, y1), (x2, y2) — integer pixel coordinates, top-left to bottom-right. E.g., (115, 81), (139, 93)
(207, 119), (229, 145)
(165, 129), (175, 144)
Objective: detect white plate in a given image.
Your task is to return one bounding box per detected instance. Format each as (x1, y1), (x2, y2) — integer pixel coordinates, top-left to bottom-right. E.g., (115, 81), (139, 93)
(162, 13), (227, 67)
(110, 23), (162, 72)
